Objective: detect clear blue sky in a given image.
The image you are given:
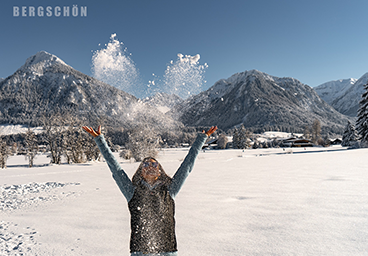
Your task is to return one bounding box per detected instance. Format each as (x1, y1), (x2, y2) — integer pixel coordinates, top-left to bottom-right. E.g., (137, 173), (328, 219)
(1, 0), (368, 98)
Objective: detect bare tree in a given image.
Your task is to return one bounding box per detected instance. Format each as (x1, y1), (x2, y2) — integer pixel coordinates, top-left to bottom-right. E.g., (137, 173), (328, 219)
(217, 134), (228, 149)
(83, 132), (101, 161)
(0, 137), (11, 169)
(62, 117), (86, 164)
(311, 119), (321, 144)
(303, 125), (311, 140)
(10, 142), (18, 155)
(24, 128), (39, 167)
(41, 112), (67, 164)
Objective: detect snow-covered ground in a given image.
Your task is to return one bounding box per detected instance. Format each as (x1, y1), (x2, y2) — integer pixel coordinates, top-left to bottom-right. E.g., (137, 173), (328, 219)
(1, 145), (368, 255)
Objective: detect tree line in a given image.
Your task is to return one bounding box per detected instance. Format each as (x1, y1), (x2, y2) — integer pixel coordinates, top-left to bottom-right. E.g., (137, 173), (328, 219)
(0, 112), (101, 168)
(0, 112), (201, 168)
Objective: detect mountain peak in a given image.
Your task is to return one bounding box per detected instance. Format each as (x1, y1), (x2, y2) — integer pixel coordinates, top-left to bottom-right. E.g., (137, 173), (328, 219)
(19, 51), (69, 72)
(226, 69), (293, 85)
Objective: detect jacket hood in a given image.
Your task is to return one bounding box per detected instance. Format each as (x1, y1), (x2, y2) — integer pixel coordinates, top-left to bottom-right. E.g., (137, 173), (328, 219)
(132, 157), (172, 186)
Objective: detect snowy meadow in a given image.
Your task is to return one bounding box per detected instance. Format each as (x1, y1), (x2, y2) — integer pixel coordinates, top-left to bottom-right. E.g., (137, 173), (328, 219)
(1, 145), (368, 256)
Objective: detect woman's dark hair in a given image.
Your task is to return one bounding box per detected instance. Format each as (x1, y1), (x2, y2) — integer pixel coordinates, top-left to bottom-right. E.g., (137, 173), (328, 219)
(132, 157), (172, 186)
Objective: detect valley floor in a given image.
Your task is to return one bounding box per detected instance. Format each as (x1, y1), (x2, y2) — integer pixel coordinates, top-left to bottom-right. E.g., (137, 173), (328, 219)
(1, 146), (368, 255)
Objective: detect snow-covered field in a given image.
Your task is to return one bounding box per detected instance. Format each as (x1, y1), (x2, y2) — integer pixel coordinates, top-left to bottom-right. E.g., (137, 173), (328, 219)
(1, 145), (368, 255)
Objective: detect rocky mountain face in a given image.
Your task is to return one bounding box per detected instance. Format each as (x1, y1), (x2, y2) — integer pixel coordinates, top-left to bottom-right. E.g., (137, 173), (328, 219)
(171, 70), (353, 133)
(0, 51), (180, 130)
(315, 73), (368, 117)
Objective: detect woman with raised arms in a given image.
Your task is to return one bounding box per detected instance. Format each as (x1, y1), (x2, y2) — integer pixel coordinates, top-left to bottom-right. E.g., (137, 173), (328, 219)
(82, 125), (217, 256)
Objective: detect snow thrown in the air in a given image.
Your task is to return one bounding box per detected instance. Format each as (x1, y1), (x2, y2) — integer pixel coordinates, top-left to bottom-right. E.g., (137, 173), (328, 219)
(91, 34), (140, 97)
(158, 53), (208, 99)
(91, 34), (208, 99)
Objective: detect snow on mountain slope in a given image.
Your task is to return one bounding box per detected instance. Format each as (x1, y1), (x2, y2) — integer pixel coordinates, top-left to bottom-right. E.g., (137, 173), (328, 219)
(314, 78), (357, 105)
(314, 73), (368, 117)
(329, 73), (368, 117)
(20, 51), (70, 71)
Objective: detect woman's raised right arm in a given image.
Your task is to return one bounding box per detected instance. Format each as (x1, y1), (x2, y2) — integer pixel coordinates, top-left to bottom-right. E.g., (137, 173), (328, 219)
(83, 126), (135, 202)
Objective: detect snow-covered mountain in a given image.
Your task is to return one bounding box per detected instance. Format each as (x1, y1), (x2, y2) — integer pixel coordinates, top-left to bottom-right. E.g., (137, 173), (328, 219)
(0, 51), (180, 130)
(0, 52), (357, 134)
(314, 78), (357, 105)
(142, 93), (183, 114)
(315, 73), (368, 117)
(171, 70), (353, 133)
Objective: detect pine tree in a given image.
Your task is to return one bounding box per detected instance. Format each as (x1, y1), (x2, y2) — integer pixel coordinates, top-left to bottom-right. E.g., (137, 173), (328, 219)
(232, 125), (250, 149)
(232, 129), (239, 149)
(239, 125), (250, 149)
(342, 121), (358, 147)
(356, 81), (368, 143)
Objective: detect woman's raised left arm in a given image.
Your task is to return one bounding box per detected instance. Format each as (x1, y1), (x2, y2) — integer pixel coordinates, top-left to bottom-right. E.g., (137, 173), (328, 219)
(169, 126), (217, 198)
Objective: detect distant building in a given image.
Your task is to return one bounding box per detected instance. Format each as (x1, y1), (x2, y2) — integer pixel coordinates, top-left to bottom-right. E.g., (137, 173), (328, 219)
(330, 138), (342, 145)
(280, 137), (314, 147)
(202, 138), (218, 149)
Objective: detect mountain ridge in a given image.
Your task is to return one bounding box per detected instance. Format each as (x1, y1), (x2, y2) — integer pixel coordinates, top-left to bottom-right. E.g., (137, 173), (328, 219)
(314, 78), (357, 105)
(171, 70), (353, 133)
(314, 73), (368, 117)
(0, 52), (358, 135)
